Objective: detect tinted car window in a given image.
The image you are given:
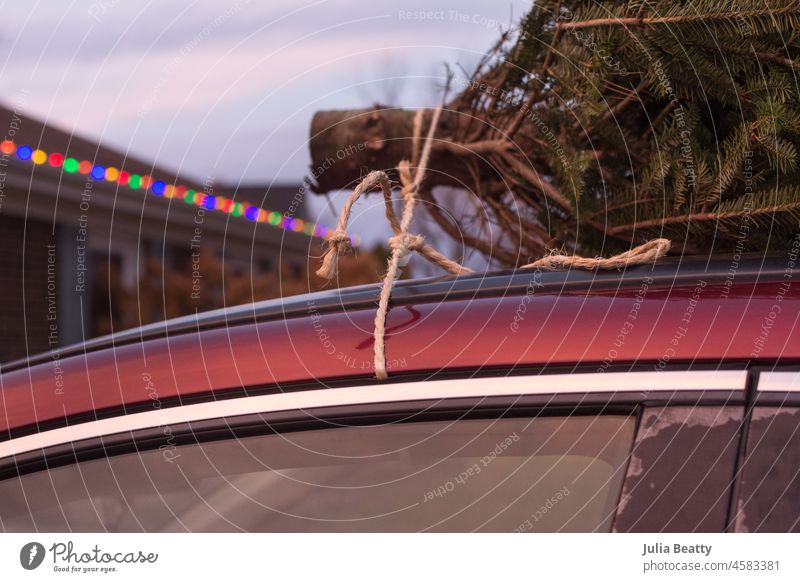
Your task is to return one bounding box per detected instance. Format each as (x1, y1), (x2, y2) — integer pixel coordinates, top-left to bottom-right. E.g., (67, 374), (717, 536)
(734, 406), (800, 532)
(613, 405), (744, 532)
(0, 415), (634, 532)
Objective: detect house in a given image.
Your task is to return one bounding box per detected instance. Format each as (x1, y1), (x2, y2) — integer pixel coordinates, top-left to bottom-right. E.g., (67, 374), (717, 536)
(0, 103), (342, 363)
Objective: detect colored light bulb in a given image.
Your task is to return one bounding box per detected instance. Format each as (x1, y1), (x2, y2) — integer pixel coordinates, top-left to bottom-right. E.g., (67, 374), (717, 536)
(49, 153), (64, 167)
(63, 158), (79, 173)
(129, 175), (141, 189)
(16, 146), (32, 160)
(203, 195), (216, 210)
(32, 150), (47, 164)
(0, 140), (15, 155)
(78, 161), (92, 174)
(245, 206), (259, 221)
(105, 167), (119, 181)
(91, 165), (106, 180)
(118, 171), (130, 185)
(151, 180), (166, 195)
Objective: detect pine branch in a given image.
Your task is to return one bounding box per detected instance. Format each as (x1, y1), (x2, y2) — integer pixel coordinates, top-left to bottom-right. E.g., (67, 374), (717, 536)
(556, 6), (800, 31)
(609, 189), (800, 235)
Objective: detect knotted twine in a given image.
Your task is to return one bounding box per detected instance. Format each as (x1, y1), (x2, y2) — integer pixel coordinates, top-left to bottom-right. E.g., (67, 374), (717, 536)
(316, 107), (671, 379)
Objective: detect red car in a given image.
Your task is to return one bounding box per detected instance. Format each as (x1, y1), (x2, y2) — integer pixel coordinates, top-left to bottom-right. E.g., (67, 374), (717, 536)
(1, 255), (799, 532)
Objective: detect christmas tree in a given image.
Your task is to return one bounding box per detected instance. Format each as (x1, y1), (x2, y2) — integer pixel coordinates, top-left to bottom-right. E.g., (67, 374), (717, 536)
(309, 1), (800, 265)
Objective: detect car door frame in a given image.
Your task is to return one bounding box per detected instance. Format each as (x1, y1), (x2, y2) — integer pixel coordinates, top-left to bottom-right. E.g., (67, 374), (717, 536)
(0, 366), (749, 532)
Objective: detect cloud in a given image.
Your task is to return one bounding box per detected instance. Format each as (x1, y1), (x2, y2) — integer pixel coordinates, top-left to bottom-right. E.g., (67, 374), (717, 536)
(0, 0), (532, 181)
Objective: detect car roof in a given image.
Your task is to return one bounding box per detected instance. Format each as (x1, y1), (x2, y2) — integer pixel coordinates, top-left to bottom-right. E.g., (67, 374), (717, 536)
(2, 253), (798, 439)
(1, 253), (790, 374)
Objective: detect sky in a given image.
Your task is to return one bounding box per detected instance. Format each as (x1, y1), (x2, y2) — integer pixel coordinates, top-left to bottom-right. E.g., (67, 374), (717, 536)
(0, 0), (531, 247)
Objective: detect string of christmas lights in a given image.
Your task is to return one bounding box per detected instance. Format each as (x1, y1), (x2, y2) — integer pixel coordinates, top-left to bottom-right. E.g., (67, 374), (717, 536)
(0, 140), (359, 246)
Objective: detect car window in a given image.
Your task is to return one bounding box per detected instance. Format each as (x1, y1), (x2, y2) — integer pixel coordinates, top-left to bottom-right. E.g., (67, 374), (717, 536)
(734, 406), (800, 532)
(613, 406), (744, 532)
(0, 415), (634, 532)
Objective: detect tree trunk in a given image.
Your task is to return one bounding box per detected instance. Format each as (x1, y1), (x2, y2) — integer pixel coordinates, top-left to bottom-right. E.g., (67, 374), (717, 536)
(309, 106), (416, 192)
(309, 105), (485, 193)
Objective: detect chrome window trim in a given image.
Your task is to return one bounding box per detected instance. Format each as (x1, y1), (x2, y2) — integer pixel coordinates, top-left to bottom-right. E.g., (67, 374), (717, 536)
(0, 369), (746, 462)
(757, 371), (800, 392)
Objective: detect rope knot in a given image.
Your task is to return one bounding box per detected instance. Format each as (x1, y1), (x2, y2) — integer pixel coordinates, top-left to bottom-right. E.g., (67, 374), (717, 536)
(388, 232), (424, 257)
(315, 230), (352, 280)
(327, 230), (352, 250)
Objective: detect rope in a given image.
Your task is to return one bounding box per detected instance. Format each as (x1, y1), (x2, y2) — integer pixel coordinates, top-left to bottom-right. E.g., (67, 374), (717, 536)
(316, 108), (471, 283)
(315, 106), (671, 380)
(522, 238), (671, 271)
